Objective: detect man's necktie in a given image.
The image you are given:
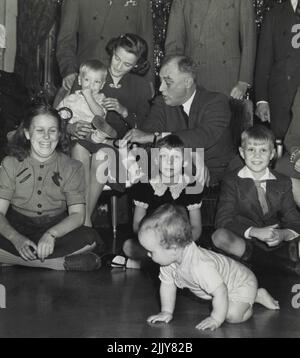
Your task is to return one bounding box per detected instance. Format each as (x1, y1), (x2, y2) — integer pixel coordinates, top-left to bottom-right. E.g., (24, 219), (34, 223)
(179, 105), (189, 128)
(254, 180), (269, 215)
(296, 0), (300, 18)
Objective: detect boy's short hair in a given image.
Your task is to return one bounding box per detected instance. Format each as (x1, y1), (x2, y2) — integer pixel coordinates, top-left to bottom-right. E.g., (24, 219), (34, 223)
(79, 59), (107, 74)
(139, 203), (193, 249)
(241, 125), (275, 149)
(155, 134), (185, 151)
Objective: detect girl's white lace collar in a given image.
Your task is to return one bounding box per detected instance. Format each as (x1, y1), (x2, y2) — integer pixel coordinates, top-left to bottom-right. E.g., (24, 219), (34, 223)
(149, 175), (190, 200)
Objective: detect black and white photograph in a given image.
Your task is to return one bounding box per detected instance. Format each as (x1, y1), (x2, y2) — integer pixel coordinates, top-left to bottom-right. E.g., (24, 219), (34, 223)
(0, 0), (300, 341)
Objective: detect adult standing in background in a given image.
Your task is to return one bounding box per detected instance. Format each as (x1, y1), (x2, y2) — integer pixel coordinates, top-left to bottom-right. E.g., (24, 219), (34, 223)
(275, 86), (300, 207)
(255, 0), (300, 139)
(56, 0), (154, 91)
(164, 0), (256, 99)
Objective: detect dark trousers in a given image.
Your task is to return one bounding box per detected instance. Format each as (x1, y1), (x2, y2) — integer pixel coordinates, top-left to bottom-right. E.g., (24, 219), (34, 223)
(0, 209), (100, 258)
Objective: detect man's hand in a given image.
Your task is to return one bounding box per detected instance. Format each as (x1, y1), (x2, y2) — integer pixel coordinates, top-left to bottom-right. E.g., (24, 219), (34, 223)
(37, 232), (56, 262)
(63, 73), (77, 91)
(67, 121), (92, 139)
(13, 236), (37, 261)
(196, 315), (222, 331)
(255, 102), (271, 123)
(230, 81), (248, 100)
(123, 129), (154, 144)
(147, 311), (173, 324)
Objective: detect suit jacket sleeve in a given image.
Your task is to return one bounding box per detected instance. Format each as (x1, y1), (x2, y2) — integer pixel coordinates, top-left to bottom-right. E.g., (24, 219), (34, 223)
(254, 10), (274, 102)
(215, 175), (256, 236)
(164, 0), (186, 56)
(284, 86), (300, 154)
(175, 93), (231, 149)
(56, 0), (80, 78)
(137, 0), (154, 82)
(280, 177), (300, 232)
(141, 96), (168, 133)
(239, 0), (257, 86)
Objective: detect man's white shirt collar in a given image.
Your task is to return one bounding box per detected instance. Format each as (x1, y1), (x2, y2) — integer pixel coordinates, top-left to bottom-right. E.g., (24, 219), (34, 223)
(182, 90), (196, 116)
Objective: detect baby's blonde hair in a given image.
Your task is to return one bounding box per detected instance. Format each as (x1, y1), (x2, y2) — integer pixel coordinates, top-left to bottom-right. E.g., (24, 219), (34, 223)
(139, 204), (193, 249)
(79, 59), (107, 75)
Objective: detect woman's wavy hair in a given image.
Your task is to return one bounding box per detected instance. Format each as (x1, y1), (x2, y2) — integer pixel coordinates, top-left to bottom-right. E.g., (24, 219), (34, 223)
(6, 103), (70, 161)
(106, 33), (150, 75)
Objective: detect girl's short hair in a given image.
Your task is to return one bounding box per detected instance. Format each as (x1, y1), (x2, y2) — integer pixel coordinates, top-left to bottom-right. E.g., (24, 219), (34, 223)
(6, 103), (70, 161)
(106, 33), (150, 75)
(79, 59), (107, 75)
(139, 203), (193, 249)
(241, 125), (275, 149)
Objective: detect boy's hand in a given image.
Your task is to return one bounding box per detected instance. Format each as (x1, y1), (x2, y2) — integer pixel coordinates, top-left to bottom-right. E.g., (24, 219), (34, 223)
(249, 225), (281, 245)
(196, 316), (222, 331)
(273, 229), (297, 243)
(147, 311), (173, 324)
(81, 88), (93, 98)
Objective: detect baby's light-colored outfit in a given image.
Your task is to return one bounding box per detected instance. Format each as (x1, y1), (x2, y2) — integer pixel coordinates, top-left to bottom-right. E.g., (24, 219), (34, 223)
(58, 91), (107, 143)
(58, 90), (106, 124)
(160, 242), (258, 305)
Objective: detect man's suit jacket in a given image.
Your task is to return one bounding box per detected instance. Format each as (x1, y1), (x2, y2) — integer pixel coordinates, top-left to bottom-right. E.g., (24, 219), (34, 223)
(165, 0), (256, 96)
(255, 2), (300, 138)
(142, 86), (235, 184)
(56, 0), (153, 78)
(215, 169), (300, 236)
(284, 85), (300, 154)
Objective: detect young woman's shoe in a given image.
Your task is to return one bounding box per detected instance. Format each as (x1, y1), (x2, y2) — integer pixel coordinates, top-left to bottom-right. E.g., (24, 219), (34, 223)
(64, 252), (102, 271)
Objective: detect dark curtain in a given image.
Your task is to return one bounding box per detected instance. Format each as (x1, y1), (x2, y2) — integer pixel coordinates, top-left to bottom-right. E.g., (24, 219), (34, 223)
(14, 0), (59, 97)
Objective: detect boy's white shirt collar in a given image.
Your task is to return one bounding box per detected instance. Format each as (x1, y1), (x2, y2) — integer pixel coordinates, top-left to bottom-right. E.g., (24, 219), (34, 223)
(150, 174), (190, 200)
(238, 166), (276, 181)
(182, 90), (196, 116)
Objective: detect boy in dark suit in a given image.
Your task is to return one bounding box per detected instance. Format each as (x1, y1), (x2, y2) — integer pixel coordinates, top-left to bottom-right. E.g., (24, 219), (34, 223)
(213, 125), (300, 274)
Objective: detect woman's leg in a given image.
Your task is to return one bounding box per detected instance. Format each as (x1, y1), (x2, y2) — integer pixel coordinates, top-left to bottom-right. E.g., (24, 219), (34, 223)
(71, 144), (92, 226)
(87, 149), (109, 226)
(0, 226), (100, 271)
(291, 178), (300, 207)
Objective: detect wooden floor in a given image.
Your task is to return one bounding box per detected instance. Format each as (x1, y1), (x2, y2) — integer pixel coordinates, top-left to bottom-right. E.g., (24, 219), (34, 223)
(0, 256), (300, 338)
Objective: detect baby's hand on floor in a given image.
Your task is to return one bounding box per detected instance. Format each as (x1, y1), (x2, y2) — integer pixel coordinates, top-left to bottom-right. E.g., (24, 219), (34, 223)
(147, 311), (173, 324)
(196, 316), (221, 331)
